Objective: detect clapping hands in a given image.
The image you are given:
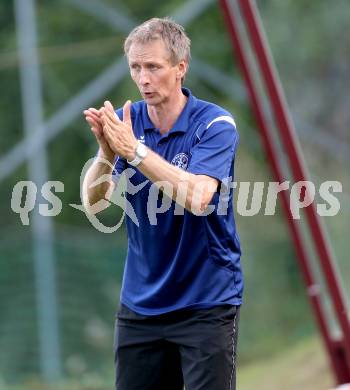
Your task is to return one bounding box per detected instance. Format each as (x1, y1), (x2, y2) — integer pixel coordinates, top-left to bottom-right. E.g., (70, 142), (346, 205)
(84, 100), (137, 161)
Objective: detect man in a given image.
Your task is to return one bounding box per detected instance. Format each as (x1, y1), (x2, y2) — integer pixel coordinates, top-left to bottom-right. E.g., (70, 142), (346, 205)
(83, 17), (243, 390)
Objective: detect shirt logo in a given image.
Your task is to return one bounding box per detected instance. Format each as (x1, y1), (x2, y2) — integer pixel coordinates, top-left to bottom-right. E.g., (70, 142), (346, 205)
(171, 153), (189, 170)
(139, 135), (145, 144)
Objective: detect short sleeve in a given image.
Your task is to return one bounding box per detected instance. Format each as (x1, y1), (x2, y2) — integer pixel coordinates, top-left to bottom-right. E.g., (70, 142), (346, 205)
(187, 117), (239, 182)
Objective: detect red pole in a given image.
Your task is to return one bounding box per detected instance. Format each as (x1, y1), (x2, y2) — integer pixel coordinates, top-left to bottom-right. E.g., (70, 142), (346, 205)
(218, 0), (350, 383)
(238, 0), (350, 364)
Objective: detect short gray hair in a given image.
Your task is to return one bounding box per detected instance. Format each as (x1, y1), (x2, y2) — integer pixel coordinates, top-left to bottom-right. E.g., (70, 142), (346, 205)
(124, 17), (191, 65)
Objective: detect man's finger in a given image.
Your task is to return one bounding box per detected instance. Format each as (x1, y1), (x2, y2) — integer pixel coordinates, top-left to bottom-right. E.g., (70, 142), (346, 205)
(89, 107), (101, 116)
(83, 108), (100, 116)
(104, 101), (122, 123)
(102, 107), (115, 122)
(85, 116), (98, 127)
(104, 100), (114, 110)
(103, 125), (114, 146)
(103, 108), (122, 130)
(85, 111), (101, 123)
(104, 100), (117, 115)
(101, 110), (114, 129)
(123, 100), (132, 125)
(91, 128), (102, 139)
(86, 117), (102, 136)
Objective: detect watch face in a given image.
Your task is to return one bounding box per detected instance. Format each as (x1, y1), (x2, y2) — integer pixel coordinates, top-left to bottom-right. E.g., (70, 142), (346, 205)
(137, 143), (148, 159)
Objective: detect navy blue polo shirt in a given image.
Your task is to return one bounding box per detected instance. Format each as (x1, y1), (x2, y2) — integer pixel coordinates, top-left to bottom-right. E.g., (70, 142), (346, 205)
(112, 88), (243, 315)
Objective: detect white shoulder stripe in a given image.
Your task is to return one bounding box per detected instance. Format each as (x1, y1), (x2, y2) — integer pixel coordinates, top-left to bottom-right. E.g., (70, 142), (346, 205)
(206, 115), (236, 129)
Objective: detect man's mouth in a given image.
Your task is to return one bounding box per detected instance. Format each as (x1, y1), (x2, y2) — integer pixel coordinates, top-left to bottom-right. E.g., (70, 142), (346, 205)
(143, 92), (155, 98)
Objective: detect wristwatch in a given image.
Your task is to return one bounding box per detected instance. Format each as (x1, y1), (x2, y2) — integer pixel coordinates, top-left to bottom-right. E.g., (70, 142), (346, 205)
(127, 140), (148, 167)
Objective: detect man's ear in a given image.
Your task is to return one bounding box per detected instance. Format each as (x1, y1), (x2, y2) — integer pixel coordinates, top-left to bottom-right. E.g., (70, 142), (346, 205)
(176, 60), (187, 80)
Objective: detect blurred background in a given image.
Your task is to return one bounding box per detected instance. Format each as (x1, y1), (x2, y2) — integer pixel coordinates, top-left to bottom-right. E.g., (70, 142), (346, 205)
(0, 0), (349, 389)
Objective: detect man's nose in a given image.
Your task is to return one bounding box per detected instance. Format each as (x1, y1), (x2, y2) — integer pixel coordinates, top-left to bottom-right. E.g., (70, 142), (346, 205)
(139, 68), (150, 85)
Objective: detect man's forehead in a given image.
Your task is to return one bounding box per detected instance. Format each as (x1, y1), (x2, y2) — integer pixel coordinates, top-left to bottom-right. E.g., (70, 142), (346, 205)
(128, 39), (171, 62)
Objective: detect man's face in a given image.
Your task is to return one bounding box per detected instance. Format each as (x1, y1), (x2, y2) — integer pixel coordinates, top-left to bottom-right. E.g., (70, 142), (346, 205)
(128, 39), (186, 106)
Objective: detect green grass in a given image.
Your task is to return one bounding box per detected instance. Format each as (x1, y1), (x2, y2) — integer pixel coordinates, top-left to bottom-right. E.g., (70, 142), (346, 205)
(1, 336), (335, 390)
(237, 336), (334, 390)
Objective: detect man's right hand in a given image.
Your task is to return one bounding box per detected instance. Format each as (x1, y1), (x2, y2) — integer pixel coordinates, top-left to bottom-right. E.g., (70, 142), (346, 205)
(83, 107), (115, 161)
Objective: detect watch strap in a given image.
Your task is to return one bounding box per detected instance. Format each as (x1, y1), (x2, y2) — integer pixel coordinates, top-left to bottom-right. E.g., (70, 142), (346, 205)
(128, 154), (143, 167)
(127, 141), (147, 167)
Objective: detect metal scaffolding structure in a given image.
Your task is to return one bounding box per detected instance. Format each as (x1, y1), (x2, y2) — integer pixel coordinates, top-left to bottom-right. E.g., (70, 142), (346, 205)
(218, 0), (350, 384)
(14, 0), (62, 381)
(7, 0), (350, 386)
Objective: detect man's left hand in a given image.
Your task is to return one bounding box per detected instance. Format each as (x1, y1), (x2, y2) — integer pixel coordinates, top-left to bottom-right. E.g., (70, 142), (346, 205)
(100, 100), (138, 161)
